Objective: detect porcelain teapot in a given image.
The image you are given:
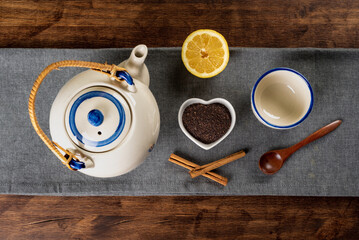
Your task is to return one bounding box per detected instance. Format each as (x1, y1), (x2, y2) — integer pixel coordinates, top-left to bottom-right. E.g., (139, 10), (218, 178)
(29, 45), (160, 178)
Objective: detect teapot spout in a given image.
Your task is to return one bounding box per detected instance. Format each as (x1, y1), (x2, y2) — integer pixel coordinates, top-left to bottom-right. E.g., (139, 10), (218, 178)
(119, 44), (150, 87)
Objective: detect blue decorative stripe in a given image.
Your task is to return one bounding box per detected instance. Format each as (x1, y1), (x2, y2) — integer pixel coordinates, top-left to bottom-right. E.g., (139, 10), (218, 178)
(69, 91), (126, 147)
(251, 67), (314, 129)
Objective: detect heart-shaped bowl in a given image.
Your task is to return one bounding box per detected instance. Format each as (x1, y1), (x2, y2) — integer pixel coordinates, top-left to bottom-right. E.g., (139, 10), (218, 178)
(178, 98), (236, 150)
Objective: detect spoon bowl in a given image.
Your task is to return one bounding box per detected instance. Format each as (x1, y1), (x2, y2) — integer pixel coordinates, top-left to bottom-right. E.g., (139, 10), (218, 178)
(259, 151), (283, 174)
(259, 120), (342, 175)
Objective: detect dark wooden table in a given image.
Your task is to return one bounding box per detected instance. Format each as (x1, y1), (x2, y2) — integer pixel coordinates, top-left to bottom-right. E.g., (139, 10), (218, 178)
(0, 1), (358, 239)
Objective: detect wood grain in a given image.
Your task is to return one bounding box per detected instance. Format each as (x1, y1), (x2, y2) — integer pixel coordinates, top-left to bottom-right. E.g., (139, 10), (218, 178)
(1, 0), (359, 48)
(0, 0), (359, 239)
(0, 195), (358, 240)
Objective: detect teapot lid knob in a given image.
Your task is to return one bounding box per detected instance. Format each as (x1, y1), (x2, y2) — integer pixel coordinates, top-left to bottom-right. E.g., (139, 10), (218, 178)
(87, 109), (104, 127)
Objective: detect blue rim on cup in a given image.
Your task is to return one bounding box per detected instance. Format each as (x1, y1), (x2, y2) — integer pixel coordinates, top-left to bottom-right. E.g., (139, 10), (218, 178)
(251, 67), (314, 129)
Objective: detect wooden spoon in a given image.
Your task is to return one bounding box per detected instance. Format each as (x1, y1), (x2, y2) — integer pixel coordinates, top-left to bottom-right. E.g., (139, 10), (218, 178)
(259, 120), (342, 175)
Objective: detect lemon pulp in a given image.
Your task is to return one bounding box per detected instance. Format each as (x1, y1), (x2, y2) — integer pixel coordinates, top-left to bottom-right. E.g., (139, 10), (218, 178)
(182, 29), (229, 78)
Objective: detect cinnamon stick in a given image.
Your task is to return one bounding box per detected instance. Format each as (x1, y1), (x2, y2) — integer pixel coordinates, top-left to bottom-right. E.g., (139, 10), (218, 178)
(189, 150), (246, 178)
(169, 154), (228, 186)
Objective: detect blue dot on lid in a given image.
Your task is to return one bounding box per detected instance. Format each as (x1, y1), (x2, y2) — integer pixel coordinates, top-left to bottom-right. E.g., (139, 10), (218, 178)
(87, 109), (104, 127)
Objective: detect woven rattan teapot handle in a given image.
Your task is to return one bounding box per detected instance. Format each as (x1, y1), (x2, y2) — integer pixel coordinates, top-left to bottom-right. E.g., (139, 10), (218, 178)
(28, 60), (128, 170)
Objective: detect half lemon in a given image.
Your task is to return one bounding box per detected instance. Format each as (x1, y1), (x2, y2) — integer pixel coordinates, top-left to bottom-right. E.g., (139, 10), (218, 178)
(182, 29), (229, 78)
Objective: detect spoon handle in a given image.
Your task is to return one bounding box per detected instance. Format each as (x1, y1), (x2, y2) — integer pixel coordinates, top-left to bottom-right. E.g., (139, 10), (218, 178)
(289, 120), (342, 154)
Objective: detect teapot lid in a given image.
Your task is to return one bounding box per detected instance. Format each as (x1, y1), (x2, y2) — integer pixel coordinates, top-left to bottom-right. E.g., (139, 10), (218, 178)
(65, 86), (131, 152)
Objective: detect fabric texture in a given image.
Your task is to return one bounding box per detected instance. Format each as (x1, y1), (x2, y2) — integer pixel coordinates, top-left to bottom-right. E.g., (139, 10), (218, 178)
(0, 48), (358, 196)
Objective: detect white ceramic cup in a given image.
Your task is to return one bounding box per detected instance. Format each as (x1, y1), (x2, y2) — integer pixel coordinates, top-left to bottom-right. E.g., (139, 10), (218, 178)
(178, 98), (236, 150)
(251, 68), (313, 129)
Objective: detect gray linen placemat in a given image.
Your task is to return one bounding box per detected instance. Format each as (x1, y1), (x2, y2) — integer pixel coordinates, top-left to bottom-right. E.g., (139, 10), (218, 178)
(0, 48), (358, 196)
